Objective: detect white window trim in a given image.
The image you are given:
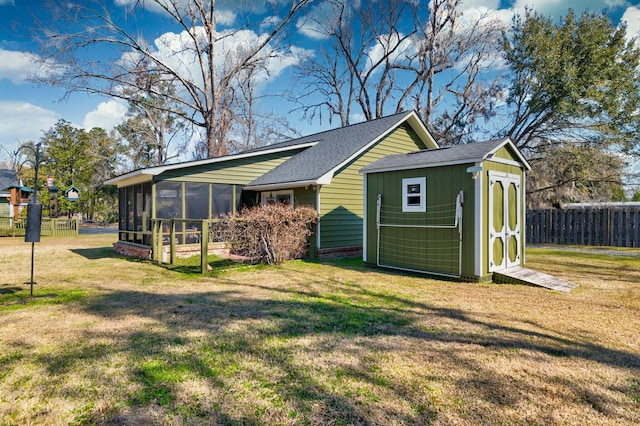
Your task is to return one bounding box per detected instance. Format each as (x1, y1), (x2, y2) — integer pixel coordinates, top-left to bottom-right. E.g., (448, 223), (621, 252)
(402, 177), (426, 213)
(260, 189), (294, 207)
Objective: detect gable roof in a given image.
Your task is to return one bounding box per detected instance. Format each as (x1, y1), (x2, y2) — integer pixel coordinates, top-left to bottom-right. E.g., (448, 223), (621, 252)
(105, 110), (436, 188)
(359, 138), (531, 174)
(245, 111), (437, 190)
(65, 185), (80, 194)
(0, 169), (19, 195)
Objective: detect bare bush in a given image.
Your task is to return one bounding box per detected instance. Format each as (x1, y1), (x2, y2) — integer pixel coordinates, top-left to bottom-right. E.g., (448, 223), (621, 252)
(224, 204), (318, 265)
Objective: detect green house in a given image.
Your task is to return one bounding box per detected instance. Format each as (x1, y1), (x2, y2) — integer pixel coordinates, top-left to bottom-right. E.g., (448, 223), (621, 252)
(360, 138), (531, 282)
(105, 111), (438, 259)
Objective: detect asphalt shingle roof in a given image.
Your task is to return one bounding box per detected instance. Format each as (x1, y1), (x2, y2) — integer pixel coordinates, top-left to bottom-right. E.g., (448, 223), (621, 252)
(0, 169), (19, 193)
(360, 138), (514, 173)
(247, 111), (417, 187)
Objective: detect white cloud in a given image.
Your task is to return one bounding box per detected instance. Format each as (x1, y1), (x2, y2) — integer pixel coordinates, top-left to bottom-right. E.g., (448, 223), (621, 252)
(216, 9), (237, 26)
(296, 1), (358, 40)
(149, 25), (305, 93)
(0, 49), (61, 84)
(363, 32), (417, 75)
(264, 45), (313, 81)
(512, 0), (627, 18)
(621, 7), (640, 45)
(0, 49), (40, 84)
(0, 101), (58, 152)
(0, 0), (15, 5)
(460, 0), (501, 10)
(461, 6), (514, 27)
(114, 0), (236, 25)
(83, 100), (128, 130)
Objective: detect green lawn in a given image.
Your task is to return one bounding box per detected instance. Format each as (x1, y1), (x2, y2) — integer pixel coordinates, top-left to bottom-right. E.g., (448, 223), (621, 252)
(1, 235), (639, 425)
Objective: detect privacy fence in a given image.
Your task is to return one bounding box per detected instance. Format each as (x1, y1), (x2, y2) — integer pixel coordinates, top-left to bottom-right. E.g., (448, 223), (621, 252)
(0, 217), (79, 237)
(526, 207), (640, 247)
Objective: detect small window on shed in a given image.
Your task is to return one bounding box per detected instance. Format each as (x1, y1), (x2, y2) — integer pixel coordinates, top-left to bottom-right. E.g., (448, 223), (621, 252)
(402, 177), (426, 212)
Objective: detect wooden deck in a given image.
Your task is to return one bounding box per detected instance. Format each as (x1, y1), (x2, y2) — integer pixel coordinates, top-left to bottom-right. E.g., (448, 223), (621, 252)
(493, 267), (579, 292)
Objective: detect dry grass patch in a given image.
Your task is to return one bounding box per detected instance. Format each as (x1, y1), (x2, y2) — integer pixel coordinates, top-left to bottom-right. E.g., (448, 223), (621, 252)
(0, 235), (638, 425)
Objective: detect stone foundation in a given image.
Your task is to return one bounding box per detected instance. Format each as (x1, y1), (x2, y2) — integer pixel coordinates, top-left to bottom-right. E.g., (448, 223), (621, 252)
(113, 241), (152, 260)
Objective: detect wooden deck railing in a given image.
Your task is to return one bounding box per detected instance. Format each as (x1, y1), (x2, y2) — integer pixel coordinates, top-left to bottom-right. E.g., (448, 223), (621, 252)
(150, 218), (227, 274)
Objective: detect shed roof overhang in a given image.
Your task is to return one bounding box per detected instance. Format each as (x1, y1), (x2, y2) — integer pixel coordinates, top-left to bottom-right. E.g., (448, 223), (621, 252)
(359, 138), (531, 175)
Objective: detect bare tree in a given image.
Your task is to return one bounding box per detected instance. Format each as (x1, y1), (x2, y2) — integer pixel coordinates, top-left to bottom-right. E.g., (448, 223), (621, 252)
(293, 0), (505, 143)
(225, 62), (301, 152)
(33, 0), (311, 158)
(527, 143), (626, 208)
(116, 68), (187, 168)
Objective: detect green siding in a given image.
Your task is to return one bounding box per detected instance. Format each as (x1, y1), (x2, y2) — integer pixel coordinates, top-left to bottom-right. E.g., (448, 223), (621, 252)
(365, 142), (528, 280)
(319, 124), (428, 249)
(293, 186), (317, 208)
(365, 164), (476, 277)
(293, 187), (319, 257)
(156, 150), (303, 185)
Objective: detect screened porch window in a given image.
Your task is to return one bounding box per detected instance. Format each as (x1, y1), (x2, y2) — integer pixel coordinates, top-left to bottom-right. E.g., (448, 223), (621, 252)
(212, 184), (241, 217)
(402, 177), (426, 212)
(118, 182), (151, 245)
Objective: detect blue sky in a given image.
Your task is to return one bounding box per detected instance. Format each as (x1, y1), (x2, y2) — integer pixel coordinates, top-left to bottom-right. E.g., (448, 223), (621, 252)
(1, 0), (639, 162)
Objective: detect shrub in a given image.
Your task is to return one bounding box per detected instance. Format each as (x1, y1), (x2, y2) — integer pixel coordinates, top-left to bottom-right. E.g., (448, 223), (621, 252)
(224, 204), (318, 265)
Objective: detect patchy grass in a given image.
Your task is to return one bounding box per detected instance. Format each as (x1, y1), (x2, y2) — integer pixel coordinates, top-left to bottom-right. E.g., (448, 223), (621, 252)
(0, 235), (638, 425)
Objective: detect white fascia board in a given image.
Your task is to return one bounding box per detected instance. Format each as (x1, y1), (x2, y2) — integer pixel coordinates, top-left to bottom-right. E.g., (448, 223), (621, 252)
(104, 141), (318, 187)
(327, 111), (438, 180)
(487, 138), (531, 171)
(243, 179), (320, 191)
(405, 111), (439, 149)
(104, 170), (157, 187)
(359, 158), (483, 174)
(361, 152), (529, 175)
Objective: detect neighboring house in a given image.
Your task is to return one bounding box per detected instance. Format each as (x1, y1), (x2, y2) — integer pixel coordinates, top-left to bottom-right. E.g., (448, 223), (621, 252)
(0, 169), (33, 221)
(360, 138), (531, 282)
(0, 169), (15, 218)
(105, 111), (438, 259)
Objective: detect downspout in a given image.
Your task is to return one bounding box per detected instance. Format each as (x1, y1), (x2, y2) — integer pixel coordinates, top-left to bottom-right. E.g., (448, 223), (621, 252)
(474, 163), (483, 277)
(362, 173), (368, 262)
(522, 169), (526, 266)
(316, 185), (321, 251)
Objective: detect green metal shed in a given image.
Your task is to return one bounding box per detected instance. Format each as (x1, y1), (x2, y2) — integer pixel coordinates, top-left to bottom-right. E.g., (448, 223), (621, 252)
(360, 138), (531, 282)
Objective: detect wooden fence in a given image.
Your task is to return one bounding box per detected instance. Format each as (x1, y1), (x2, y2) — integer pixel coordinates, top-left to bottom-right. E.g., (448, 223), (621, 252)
(0, 217), (79, 237)
(526, 207), (640, 247)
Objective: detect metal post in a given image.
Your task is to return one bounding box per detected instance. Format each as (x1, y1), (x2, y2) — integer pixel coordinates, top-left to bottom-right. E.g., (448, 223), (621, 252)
(29, 144), (41, 296)
(15, 143), (41, 297)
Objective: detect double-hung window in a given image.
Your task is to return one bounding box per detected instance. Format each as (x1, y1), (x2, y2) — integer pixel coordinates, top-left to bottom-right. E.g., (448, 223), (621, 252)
(402, 177), (426, 212)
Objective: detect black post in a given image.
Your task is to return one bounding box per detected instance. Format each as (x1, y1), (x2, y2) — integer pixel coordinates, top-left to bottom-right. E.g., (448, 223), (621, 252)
(16, 142), (42, 297)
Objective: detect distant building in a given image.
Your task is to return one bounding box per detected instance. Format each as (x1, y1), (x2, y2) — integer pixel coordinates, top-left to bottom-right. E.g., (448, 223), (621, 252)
(0, 168), (33, 220)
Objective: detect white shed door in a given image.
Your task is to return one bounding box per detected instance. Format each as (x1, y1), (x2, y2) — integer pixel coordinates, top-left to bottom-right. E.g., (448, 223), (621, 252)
(488, 172), (521, 272)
